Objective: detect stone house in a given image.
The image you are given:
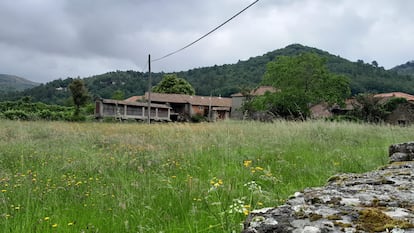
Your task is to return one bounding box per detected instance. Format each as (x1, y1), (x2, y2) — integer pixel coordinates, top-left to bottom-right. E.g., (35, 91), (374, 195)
(310, 99), (357, 119)
(374, 92), (414, 125)
(311, 92), (414, 125)
(230, 86), (279, 119)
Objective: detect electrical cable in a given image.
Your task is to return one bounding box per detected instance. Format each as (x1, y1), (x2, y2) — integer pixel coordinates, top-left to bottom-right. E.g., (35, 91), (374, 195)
(151, 0), (259, 62)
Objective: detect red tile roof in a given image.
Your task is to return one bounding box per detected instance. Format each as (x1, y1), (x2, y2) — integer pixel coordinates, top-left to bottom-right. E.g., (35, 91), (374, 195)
(231, 86), (279, 97)
(125, 92), (232, 107)
(374, 92), (414, 102)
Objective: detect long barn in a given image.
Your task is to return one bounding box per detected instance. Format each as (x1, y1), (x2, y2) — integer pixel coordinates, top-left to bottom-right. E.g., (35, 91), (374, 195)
(95, 98), (172, 121)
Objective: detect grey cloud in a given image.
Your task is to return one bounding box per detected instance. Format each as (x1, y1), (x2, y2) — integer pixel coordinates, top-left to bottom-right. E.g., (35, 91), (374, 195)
(0, 0), (413, 83)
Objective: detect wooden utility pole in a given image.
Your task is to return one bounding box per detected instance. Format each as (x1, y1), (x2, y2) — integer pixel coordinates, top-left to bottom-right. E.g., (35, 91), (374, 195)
(147, 54), (151, 124)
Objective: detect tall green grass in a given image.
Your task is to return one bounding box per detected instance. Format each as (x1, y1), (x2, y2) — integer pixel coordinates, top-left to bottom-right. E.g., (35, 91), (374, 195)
(0, 120), (412, 232)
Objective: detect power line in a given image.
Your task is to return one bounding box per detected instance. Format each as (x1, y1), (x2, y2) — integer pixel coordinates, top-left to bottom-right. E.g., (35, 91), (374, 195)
(151, 0), (260, 62)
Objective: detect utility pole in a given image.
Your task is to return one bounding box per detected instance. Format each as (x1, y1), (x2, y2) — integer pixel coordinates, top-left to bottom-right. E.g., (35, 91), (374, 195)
(208, 93), (212, 122)
(147, 54), (151, 124)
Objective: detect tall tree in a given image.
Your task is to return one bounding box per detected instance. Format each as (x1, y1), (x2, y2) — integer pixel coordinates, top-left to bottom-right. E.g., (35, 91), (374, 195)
(152, 74), (195, 95)
(69, 78), (90, 116)
(255, 52), (350, 118)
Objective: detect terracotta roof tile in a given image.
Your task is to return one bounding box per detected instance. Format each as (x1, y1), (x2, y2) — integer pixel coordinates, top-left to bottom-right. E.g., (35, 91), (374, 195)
(374, 92), (414, 102)
(125, 93), (232, 107)
(231, 86), (279, 97)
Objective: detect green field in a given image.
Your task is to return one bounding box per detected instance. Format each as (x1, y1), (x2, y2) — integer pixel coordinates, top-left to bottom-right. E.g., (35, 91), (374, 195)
(0, 120), (412, 232)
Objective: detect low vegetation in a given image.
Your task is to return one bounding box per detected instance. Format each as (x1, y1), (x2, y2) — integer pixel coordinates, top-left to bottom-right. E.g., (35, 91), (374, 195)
(1, 120), (412, 232)
(0, 99), (74, 121)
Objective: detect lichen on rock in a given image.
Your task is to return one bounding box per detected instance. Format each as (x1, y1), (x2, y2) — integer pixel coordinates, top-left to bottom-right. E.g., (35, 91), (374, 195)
(241, 142), (414, 233)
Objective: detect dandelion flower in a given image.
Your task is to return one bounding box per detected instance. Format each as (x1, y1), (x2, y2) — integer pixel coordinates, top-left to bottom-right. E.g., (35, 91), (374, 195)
(1, 189), (6, 193)
(243, 160), (252, 167)
(68, 222), (74, 226)
(52, 223), (58, 228)
(44, 217), (50, 221)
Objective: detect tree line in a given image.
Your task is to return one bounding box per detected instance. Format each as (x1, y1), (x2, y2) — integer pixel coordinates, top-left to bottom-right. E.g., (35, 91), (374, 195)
(1, 44), (413, 106)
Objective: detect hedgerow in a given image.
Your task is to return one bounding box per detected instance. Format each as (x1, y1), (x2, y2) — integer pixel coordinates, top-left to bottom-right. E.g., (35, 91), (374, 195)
(0, 99), (74, 121)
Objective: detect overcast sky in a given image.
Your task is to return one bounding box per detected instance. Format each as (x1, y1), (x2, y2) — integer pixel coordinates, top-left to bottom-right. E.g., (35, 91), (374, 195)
(1, 0), (413, 83)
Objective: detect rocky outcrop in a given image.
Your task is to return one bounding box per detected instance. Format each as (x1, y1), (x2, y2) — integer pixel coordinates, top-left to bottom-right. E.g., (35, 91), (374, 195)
(242, 142), (414, 233)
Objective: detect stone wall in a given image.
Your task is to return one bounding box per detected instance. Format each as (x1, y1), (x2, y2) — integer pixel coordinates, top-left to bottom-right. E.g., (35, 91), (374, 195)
(242, 142), (414, 233)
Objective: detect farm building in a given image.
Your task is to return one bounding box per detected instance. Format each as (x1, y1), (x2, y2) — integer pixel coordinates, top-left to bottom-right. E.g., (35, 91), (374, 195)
(374, 92), (414, 125)
(95, 98), (172, 121)
(230, 86), (279, 119)
(310, 99), (357, 119)
(310, 92), (414, 125)
(125, 92), (232, 121)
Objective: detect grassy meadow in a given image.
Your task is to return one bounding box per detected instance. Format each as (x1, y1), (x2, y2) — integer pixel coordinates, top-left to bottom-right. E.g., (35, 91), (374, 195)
(0, 119), (412, 232)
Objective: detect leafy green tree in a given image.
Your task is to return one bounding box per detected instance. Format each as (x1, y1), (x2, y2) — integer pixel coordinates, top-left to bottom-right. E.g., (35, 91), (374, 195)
(69, 78), (90, 116)
(111, 89), (125, 100)
(255, 52), (350, 118)
(152, 74), (195, 95)
(348, 94), (387, 123)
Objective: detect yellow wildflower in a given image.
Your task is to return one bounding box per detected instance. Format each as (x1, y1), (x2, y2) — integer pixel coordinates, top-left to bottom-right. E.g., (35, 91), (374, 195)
(44, 217), (50, 221)
(1, 189), (6, 193)
(210, 177), (223, 188)
(255, 166), (264, 171)
(52, 223), (58, 228)
(243, 160), (252, 167)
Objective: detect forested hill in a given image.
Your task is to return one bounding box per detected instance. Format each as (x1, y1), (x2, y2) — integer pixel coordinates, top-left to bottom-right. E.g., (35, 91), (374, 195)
(1, 44), (414, 105)
(177, 44), (414, 96)
(391, 61), (414, 77)
(0, 74), (39, 92)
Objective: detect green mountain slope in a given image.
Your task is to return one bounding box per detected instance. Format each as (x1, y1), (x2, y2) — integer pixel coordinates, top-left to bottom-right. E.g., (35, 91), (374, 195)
(2, 44), (414, 105)
(391, 61), (414, 77)
(182, 44), (414, 96)
(0, 74), (39, 92)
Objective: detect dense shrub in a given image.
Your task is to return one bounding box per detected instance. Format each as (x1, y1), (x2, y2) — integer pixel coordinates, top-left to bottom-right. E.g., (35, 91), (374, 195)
(383, 97), (408, 112)
(191, 114), (206, 123)
(0, 99), (78, 121)
(3, 109), (30, 120)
